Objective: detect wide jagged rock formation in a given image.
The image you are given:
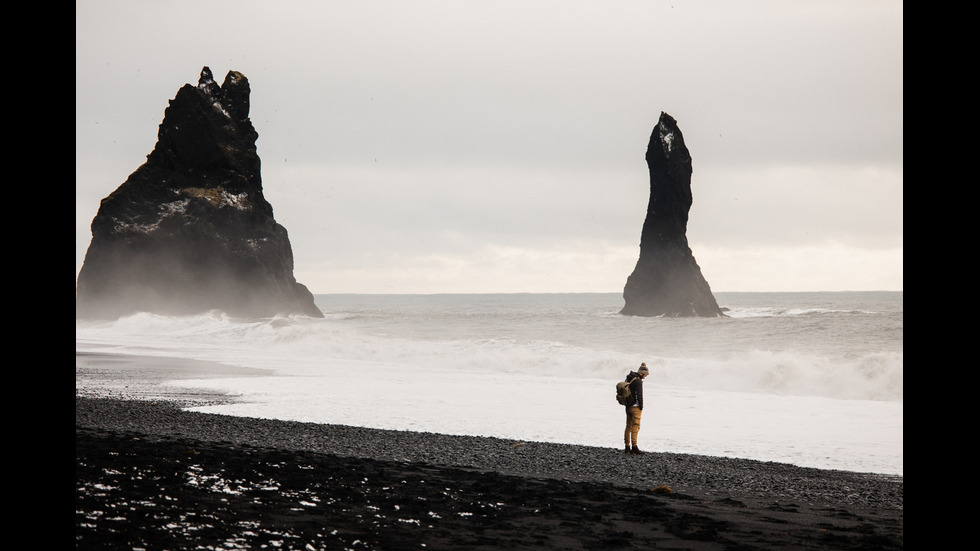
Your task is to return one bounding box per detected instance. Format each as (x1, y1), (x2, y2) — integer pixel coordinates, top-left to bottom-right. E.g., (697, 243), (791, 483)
(621, 112), (724, 317)
(76, 67), (323, 320)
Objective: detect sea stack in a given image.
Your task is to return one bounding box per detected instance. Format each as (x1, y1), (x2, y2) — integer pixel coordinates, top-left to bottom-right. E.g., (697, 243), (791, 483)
(621, 112), (724, 317)
(76, 67), (323, 320)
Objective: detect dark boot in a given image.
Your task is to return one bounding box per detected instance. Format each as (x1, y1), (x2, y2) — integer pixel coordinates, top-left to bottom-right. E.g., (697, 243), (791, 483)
(631, 445), (643, 455)
(624, 445), (632, 454)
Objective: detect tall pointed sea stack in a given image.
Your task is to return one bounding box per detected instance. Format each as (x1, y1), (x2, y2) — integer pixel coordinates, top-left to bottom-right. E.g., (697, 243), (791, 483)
(621, 112), (723, 317)
(76, 67), (323, 319)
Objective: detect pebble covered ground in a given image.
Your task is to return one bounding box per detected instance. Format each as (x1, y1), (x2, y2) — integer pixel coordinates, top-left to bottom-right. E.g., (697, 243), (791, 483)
(76, 397), (902, 550)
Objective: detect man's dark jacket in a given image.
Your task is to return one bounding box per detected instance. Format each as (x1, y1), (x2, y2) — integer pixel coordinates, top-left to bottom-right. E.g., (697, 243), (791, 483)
(625, 371), (644, 409)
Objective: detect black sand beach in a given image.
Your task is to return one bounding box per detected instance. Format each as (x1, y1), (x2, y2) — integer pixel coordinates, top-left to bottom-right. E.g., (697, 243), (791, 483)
(76, 354), (902, 550)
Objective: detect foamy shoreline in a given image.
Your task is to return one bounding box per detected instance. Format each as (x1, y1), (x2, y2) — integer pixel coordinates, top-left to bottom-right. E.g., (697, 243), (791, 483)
(75, 351), (271, 406)
(75, 349), (903, 476)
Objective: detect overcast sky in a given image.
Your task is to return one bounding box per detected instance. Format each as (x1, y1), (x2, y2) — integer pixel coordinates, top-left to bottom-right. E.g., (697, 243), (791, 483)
(76, 1), (902, 294)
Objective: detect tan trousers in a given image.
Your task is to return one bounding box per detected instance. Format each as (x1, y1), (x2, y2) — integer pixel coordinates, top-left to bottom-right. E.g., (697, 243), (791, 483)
(624, 406), (642, 447)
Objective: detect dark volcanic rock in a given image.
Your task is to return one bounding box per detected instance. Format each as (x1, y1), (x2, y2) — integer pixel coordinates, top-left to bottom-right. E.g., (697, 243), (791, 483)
(76, 67), (323, 320)
(621, 112), (723, 317)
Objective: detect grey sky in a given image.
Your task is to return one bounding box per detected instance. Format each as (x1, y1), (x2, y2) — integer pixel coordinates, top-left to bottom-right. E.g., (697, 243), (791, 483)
(76, 1), (903, 294)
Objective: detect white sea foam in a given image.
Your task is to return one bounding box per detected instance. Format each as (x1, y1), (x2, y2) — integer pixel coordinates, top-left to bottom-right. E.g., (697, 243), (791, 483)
(75, 292), (903, 475)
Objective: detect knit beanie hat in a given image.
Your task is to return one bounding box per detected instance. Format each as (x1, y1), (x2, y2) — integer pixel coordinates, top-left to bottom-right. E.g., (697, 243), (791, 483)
(637, 363), (649, 375)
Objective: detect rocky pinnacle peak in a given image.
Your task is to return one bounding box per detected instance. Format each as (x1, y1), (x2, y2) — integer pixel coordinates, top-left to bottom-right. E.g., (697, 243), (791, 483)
(197, 66), (221, 97)
(220, 70), (250, 121)
(195, 66), (250, 121)
(651, 112), (683, 158)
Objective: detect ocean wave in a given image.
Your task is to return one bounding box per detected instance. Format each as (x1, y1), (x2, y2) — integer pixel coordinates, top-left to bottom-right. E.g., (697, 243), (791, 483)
(725, 306), (874, 318)
(77, 310), (902, 403)
(653, 349), (904, 402)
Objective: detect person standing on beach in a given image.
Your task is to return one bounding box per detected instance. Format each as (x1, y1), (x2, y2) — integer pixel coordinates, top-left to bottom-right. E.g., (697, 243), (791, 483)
(624, 363), (650, 454)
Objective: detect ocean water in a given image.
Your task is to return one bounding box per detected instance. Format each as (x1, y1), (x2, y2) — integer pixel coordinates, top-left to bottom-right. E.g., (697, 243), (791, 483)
(75, 291), (903, 475)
